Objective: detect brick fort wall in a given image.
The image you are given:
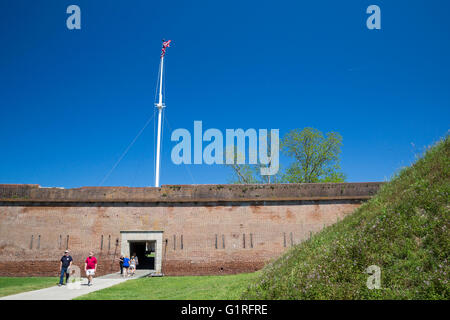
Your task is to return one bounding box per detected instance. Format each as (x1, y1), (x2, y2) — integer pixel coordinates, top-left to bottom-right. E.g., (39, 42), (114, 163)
(0, 183), (382, 276)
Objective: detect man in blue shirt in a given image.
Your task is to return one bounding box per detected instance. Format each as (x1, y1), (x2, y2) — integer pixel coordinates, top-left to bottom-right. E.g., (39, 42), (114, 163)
(58, 250), (73, 286)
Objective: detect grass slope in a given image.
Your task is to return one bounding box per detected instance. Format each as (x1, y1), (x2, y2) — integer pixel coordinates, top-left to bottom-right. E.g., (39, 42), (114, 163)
(76, 272), (259, 300)
(0, 277), (56, 297)
(243, 136), (449, 300)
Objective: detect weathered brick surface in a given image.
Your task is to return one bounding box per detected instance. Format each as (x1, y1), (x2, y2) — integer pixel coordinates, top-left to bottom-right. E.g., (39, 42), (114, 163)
(0, 183), (382, 276)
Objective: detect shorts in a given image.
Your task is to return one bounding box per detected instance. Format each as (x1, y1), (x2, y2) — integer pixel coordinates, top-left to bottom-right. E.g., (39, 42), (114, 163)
(86, 269), (95, 276)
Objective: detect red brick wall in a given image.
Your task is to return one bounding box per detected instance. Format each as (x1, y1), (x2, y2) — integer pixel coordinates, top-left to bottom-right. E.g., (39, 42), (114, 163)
(0, 199), (364, 276)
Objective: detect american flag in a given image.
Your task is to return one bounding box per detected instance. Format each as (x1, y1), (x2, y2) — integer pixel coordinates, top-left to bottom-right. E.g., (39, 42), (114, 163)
(161, 40), (172, 57)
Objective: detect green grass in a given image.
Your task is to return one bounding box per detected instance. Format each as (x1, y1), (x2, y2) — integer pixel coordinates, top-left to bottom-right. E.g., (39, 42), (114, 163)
(75, 272), (259, 300)
(243, 136), (450, 300)
(0, 277), (57, 297)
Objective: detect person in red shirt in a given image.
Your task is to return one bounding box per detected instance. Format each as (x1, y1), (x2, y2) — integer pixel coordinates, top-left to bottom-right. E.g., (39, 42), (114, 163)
(84, 251), (97, 286)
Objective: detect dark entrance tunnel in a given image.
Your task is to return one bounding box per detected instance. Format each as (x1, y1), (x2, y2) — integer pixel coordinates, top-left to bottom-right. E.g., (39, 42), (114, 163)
(129, 241), (155, 270)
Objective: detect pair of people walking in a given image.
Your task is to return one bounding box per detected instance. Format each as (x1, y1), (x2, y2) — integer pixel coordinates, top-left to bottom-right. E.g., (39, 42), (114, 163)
(58, 250), (97, 287)
(119, 253), (138, 277)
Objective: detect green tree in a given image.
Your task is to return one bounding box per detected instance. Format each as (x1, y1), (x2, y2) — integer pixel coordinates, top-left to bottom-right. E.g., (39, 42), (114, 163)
(282, 127), (345, 183)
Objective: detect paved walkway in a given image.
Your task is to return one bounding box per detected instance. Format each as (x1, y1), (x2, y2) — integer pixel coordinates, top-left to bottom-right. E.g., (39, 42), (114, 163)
(0, 270), (152, 300)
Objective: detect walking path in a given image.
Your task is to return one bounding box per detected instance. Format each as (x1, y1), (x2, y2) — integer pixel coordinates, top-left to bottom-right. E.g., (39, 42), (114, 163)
(0, 270), (151, 300)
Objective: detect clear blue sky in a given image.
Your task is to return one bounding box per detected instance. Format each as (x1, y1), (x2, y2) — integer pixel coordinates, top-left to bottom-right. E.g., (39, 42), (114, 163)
(0, 0), (449, 188)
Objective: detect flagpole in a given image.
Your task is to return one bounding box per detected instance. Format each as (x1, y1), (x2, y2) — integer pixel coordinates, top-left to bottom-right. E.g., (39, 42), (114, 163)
(155, 40), (171, 187)
(155, 55), (164, 188)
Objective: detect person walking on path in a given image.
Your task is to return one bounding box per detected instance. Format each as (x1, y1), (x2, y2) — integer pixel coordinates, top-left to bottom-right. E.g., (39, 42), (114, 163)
(122, 255), (130, 277)
(58, 250), (73, 286)
(84, 251), (97, 286)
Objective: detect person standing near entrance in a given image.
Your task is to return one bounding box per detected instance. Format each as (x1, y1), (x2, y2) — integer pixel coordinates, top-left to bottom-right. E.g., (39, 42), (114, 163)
(58, 250), (73, 286)
(118, 254), (124, 275)
(132, 252), (139, 269)
(84, 251), (97, 286)
(129, 255), (136, 276)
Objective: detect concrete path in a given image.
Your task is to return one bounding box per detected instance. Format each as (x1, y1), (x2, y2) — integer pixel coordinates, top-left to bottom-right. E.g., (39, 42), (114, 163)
(0, 270), (152, 300)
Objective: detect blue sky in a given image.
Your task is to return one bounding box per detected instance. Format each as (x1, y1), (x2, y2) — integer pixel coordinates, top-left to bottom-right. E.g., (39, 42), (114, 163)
(0, 0), (449, 188)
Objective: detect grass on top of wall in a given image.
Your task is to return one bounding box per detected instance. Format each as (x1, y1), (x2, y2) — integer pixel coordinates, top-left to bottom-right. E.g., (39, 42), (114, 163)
(75, 272), (259, 300)
(242, 135), (450, 300)
(0, 277), (57, 297)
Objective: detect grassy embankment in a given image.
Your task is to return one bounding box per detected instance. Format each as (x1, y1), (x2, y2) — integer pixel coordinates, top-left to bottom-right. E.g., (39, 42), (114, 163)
(242, 136), (449, 299)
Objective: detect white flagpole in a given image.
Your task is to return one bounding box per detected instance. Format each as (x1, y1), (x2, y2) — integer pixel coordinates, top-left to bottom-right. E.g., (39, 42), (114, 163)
(155, 54), (165, 187)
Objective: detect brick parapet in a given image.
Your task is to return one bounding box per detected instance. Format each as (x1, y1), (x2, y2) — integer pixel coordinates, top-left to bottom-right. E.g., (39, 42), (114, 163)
(0, 182), (383, 204)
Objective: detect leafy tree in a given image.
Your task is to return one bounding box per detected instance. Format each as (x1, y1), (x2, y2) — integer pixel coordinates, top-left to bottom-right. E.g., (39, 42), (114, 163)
(282, 127), (345, 183)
